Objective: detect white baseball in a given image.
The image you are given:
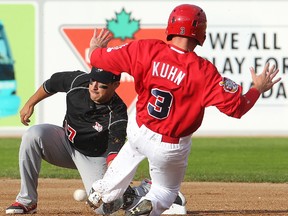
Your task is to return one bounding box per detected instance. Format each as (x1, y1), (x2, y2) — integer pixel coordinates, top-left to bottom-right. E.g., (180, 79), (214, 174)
(73, 189), (87, 202)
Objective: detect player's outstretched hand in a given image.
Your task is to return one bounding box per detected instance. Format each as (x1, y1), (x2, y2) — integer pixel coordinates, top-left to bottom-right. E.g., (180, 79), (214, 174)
(88, 28), (113, 58)
(250, 62), (281, 93)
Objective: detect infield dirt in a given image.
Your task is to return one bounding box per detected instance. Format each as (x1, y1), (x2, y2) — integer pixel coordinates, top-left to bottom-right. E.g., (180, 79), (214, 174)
(1, 179), (287, 215)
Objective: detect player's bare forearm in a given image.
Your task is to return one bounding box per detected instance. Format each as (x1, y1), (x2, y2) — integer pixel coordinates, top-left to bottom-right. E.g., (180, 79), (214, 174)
(88, 28), (113, 59)
(20, 85), (52, 126)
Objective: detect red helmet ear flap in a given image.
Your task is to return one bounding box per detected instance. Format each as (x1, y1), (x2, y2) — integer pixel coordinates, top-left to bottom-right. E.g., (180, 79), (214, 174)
(166, 4), (207, 46)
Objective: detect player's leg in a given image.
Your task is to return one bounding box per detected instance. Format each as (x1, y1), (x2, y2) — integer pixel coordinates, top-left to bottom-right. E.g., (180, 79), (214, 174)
(128, 135), (192, 216)
(6, 124), (75, 214)
(67, 153), (108, 216)
(87, 123), (149, 214)
(95, 183), (137, 215)
(71, 151), (107, 195)
(89, 139), (145, 204)
(88, 116), (148, 210)
(132, 179), (187, 215)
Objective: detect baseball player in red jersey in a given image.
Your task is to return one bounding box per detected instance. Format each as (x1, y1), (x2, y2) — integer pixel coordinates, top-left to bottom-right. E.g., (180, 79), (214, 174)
(87, 4), (281, 216)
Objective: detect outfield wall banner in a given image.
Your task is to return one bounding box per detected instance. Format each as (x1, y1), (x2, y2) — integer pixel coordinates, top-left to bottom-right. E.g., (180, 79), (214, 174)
(0, 0), (287, 136)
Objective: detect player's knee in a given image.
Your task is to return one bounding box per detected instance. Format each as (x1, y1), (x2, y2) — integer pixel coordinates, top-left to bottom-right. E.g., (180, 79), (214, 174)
(21, 125), (45, 149)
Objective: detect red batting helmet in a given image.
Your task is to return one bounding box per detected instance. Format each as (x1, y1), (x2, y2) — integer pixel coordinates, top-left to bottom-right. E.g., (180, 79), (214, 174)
(166, 4), (207, 46)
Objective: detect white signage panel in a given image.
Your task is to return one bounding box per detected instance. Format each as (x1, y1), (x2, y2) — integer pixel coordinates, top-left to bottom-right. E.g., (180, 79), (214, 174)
(41, 0), (288, 135)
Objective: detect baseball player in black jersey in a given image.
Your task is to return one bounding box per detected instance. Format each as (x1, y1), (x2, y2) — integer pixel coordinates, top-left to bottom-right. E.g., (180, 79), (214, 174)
(6, 67), (128, 214)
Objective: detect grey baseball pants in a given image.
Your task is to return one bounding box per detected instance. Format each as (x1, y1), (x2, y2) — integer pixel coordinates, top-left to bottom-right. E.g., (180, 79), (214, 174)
(16, 124), (107, 206)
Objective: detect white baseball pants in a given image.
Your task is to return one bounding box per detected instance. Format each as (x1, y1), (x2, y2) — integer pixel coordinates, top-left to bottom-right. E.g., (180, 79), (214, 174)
(92, 117), (192, 216)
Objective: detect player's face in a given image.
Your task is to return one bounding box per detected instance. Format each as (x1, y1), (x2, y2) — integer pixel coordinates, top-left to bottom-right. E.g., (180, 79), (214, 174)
(89, 79), (119, 104)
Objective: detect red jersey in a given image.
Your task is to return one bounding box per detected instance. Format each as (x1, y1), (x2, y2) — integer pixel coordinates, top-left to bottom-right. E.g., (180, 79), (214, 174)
(90, 39), (260, 138)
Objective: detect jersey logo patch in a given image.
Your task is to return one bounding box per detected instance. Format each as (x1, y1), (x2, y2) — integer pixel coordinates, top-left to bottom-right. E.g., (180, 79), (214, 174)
(219, 77), (238, 93)
(93, 122), (103, 132)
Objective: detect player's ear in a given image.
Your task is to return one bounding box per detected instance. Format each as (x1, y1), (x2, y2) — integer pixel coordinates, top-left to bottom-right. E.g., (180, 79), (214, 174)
(112, 81), (120, 89)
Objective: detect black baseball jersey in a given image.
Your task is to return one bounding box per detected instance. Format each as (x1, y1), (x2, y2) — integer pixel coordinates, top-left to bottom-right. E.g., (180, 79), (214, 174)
(43, 70), (128, 157)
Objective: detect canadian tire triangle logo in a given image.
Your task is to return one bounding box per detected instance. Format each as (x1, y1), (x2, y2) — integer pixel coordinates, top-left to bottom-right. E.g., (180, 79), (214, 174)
(61, 8), (166, 111)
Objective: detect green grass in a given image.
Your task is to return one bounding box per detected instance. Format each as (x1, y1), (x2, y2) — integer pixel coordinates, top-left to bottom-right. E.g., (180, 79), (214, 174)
(186, 137), (288, 183)
(1, 137), (288, 182)
(0, 138), (80, 179)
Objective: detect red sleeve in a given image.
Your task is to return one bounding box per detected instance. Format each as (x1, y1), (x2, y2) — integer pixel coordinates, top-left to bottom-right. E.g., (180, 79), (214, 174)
(202, 62), (260, 119)
(90, 42), (138, 75)
(232, 88), (260, 118)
